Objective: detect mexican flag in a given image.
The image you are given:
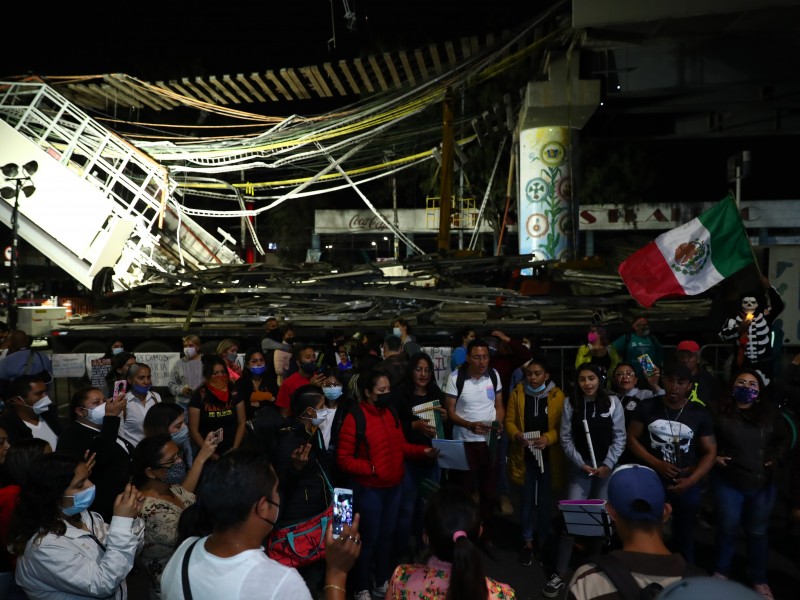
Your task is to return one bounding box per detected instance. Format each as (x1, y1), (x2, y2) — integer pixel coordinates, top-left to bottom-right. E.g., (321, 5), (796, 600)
(618, 195), (754, 307)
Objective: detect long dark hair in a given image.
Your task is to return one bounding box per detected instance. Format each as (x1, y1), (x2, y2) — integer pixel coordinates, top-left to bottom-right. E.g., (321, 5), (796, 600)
(718, 368), (766, 416)
(131, 433), (172, 488)
(8, 452), (81, 555)
(403, 352), (444, 401)
(424, 484), (488, 600)
(143, 402), (185, 437)
(570, 363), (612, 423)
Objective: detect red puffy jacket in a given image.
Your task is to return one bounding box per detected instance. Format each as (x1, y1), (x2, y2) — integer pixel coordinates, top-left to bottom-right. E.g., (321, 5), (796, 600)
(336, 402), (427, 488)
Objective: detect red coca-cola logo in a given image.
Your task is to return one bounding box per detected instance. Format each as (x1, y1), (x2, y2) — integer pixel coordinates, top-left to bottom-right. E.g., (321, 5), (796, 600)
(348, 215), (389, 230)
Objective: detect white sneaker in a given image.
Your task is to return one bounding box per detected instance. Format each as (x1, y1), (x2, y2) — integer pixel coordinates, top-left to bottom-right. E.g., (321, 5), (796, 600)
(372, 580), (389, 598)
(354, 591), (372, 600)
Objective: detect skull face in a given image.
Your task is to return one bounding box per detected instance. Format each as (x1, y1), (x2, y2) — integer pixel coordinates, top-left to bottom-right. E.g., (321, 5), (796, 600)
(741, 296), (758, 314)
(648, 419), (694, 465)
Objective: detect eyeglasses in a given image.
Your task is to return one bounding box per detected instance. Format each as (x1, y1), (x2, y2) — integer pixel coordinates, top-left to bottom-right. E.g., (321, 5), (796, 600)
(414, 367), (431, 374)
(615, 371), (636, 378)
(734, 379), (759, 389)
(158, 450), (183, 468)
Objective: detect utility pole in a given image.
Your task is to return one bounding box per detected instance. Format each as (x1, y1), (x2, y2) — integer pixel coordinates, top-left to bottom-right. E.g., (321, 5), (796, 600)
(437, 89), (455, 254)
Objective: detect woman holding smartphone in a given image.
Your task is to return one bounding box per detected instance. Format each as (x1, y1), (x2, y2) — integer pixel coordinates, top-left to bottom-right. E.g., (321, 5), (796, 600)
(188, 355), (246, 460)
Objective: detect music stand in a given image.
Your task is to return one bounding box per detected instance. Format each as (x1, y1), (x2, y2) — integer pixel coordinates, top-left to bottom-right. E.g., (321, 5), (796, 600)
(558, 500), (614, 540)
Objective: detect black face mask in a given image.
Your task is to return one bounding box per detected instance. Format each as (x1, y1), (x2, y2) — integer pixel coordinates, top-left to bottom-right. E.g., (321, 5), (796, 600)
(374, 392), (391, 408)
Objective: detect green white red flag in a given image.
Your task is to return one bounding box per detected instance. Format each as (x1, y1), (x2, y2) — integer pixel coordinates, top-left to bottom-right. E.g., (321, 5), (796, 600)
(618, 195), (754, 307)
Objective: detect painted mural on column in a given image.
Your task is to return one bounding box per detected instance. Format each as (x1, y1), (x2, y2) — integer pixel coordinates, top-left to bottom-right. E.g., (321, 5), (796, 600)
(518, 126), (572, 264)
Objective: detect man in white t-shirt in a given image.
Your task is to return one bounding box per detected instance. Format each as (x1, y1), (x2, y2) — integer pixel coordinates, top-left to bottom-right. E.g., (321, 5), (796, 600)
(161, 450), (313, 600)
(0, 374), (60, 448)
(161, 449), (361, 600)
(444, 338), (504, 559)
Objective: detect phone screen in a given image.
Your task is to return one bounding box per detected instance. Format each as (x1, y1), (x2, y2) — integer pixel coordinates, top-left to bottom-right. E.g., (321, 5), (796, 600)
(114, 380), (127, 395)
(332, 488), (354, 539)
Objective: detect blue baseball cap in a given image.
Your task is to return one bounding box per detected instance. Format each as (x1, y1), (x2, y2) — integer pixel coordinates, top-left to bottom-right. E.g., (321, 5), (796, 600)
(607, 464), (665, 523)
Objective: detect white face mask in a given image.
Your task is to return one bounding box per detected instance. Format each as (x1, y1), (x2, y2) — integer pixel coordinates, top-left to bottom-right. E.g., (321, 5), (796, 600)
(31, 396), (52, 415)
(184, 347), (197, 358)
(393, 327), (402, 337)
(84, 403), (106, 425)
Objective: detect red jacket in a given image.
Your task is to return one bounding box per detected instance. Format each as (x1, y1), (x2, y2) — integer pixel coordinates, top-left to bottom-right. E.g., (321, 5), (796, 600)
(336, 402), (427, 488)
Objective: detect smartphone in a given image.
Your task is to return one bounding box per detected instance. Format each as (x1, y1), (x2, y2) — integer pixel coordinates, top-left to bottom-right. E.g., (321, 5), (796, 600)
(637, 354), (656, 376)
(213, 428), (224, 443)
(315, 352), (326, 375)
(114, 380), (127, 396)
(332, 487), (354, 539)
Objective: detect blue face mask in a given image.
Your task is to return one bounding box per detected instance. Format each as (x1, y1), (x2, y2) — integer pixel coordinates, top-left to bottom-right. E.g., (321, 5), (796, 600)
(63, 485), (96, 516)
(323, 386), (343, 401)
(250, 365), (266, 376)
(732, 385), (759, 405)
(133, 383), (151, 395)
(171, 425), (189, 445)
(525, 383), (547, 395)
(112, 347), (124, 355)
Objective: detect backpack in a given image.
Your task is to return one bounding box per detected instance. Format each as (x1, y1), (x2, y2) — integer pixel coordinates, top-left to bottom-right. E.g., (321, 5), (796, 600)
(590, 553), (697, 600)
(344, 403), (400, 458)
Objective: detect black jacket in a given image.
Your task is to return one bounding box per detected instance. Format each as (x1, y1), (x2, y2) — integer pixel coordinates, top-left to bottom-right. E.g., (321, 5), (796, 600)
(713, 401), (790, 490)
(57, 416), (134, 523)
(0, 406), (62, 445)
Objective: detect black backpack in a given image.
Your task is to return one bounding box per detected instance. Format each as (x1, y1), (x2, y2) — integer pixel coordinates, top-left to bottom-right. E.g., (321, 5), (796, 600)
(590, 553), (698, 600)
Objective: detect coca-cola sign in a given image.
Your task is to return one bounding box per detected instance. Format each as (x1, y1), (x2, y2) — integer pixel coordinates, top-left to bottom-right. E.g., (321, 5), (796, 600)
(348, 215), (390, 231)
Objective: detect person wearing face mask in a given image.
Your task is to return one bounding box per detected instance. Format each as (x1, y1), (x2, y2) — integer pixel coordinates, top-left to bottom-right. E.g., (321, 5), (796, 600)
(9, 452), (145, 600)
(216, 338), (242, 382)
(709, 369), (790, 599)
(336, 369), (439, 600)
(57, 386), (133, 523)
(505, 358), (567, 569)
(392, 318), (421, 358)
(269, 385), (336, 596)
(168, 334), (203, 413)
(144, 402), (195, 469)
(234, 349), (277, 419)
(121, 363), (162, 447)
(132, 431), (219, 598)
(319, 376), (344, 450)
(275, 345), (327, 418)
(188, 355), (245, 459)
(0, 374), (60, 447)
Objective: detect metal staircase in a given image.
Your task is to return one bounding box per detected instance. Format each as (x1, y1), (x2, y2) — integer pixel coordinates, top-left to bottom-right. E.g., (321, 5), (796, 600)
(0, 81), (241, 292)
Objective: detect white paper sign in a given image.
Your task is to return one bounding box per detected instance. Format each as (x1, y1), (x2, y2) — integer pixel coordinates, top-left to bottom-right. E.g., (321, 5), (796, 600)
(52, 353), (87, 378)
(431, 438), (470, 471)
(421, 346), (453, 390)
(134, 353), (181, 387)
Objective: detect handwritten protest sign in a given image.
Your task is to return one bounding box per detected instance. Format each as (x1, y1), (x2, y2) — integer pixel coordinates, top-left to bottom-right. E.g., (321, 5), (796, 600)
(421, 346), (452, 390)
(135, 353), (180, 387)
(52, 353), (88, 379)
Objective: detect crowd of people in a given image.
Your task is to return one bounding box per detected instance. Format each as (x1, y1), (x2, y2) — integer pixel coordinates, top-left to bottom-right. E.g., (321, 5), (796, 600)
(0, 306), (796, 600)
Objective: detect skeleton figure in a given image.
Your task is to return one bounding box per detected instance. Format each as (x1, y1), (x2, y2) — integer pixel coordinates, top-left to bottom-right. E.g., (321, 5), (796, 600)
(648, 418), (694, 466)
(719, 295), (772, 366)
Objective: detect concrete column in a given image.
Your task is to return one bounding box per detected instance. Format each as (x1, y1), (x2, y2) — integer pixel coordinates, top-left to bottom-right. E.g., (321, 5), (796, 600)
(517, 53), (600, 264)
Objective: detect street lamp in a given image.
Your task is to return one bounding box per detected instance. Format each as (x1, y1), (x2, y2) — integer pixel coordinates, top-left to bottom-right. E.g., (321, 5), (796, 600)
(382, 235), (391, 257)
(1, 161), (38, 330)
(370, 240), (377, 259)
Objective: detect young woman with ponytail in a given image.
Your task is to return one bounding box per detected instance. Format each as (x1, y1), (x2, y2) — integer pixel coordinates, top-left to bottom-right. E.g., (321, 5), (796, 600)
(385, 484), (515, 599)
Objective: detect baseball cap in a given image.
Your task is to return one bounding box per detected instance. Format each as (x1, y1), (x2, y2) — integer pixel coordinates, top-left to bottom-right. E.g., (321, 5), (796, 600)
(662, 362), (692, 381)
(676, 340), (700, 353)
(607, 464), (665, 523)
